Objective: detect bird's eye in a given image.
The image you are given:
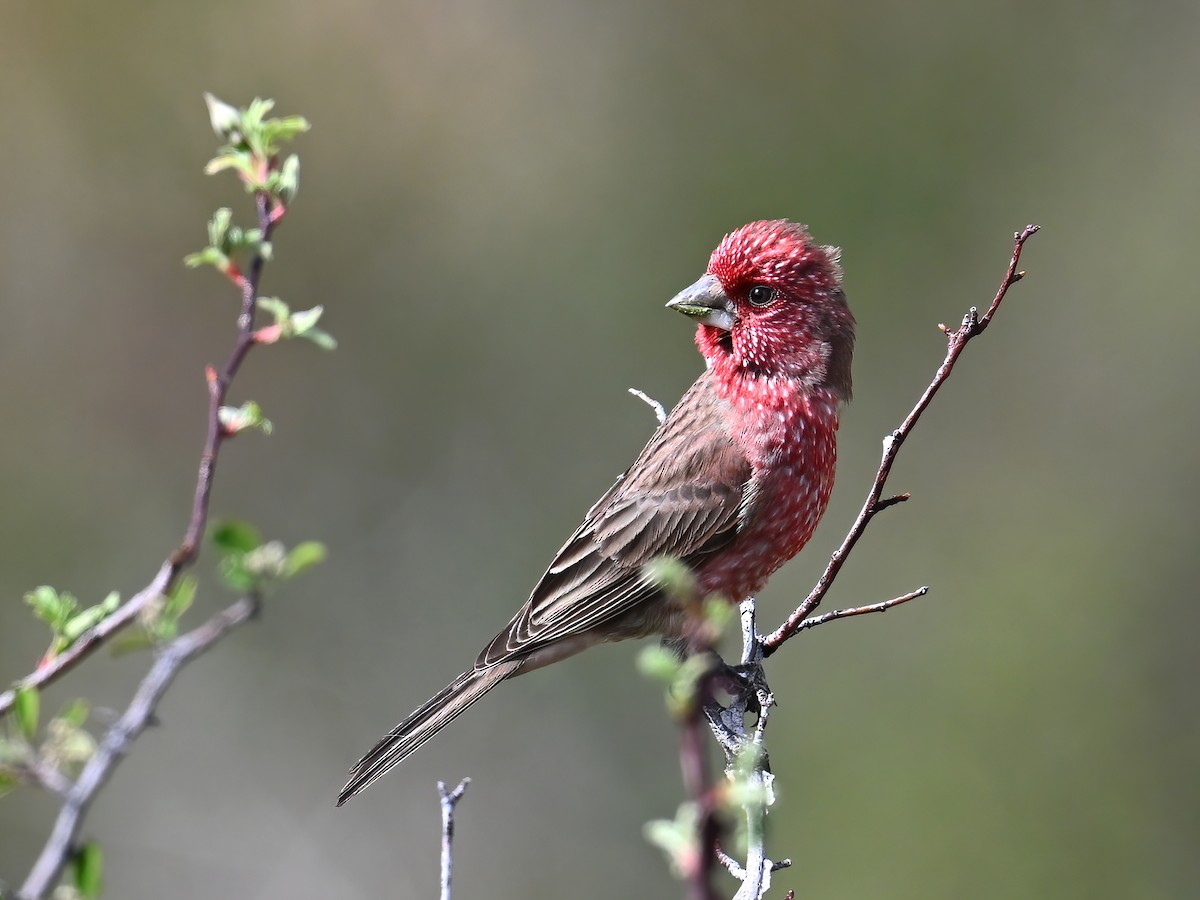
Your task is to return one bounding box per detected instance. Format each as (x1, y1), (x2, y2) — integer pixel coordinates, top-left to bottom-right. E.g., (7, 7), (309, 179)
(747, 285), (777, 306)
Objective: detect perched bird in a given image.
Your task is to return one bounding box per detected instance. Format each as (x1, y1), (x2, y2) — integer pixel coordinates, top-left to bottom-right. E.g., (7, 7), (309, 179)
(339, 220), (855, 805)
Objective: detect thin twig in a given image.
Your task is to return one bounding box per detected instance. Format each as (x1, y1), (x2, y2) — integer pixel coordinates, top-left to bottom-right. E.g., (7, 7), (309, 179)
(19, 595), (260, 900)
(789, 586), (928, 633)
(763, 224), (1039, 654)
(0, 195), (281, 719)
(438, 778), (471, 900)
(716, 846), (747, 880)
(629, 387), (668, 425)
(15, 757), (74, 800)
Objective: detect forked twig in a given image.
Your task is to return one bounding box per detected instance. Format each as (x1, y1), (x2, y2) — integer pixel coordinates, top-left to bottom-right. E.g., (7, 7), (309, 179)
(764, 224), (1039, 653)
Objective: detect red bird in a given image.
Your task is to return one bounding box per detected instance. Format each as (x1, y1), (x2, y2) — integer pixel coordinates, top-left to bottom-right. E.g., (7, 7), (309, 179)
(339, 220), (855, 805)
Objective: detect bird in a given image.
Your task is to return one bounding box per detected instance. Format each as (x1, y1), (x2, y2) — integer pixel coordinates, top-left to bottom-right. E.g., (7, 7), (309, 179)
(339, 219), (855, 805)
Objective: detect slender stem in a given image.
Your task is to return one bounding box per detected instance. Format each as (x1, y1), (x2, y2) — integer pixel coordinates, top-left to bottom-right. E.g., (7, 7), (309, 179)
(790, 587), (928, 633)
(0, 196), (281, 718)
(438, 778), (471, 900)
(19, 595), (260, 900)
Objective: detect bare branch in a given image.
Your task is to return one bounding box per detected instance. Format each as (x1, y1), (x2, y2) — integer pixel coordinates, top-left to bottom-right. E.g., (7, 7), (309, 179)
(874, 492), (911, 512)
(438, 778), (471, 900)
(715, 846), (748, 880)
(629, 387), (668, 425)
(787, 586), (929, 634)
(763, 224), (1039, 654)
(0, 195), (283, 719)
(19, 594), (260, 900)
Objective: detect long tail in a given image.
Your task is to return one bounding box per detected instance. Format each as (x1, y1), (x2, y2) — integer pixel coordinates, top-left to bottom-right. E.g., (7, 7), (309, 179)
(338, 660), (520, 806)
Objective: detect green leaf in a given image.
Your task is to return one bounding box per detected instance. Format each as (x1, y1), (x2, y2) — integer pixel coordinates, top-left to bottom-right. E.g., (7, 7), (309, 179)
(284, 541), (326, 578)
(643, 557), (697, 603)
(72, 840), (104, 899)
(289, 304), (324, 335)
(637, 645), (683, 684)
(13, 684), (38, 741)
(184, 246), (229, 269)
(25, 586), (76, 631)
(668, 653), (714, 713)
(700, 595), (735, 633)
(264, 115), (311, 143)
(242, 97), (275, 132)
(111, 631), (156, 656)
(218, 401), (273, 435)
(203, 152), (255, 179)
(259, 117), (311, 158)
(203, 93), (242, 141)
(244, 541), (288, 580)
(61, 593), (120, 644)
(224, 224), (244, 251)
(164, 575), (196, 621)
(256, 296), (290, 323)
(59, 699), (89, 730)
(276, 153), (300, 203)
(218, 556), (257, 592)
(643, 803), (699, 877)
(207, 207), (232, 249)
(211, 519), (263, 554)
(48, 716), (96, 766)
(299, 327), (337, 350)
(0, 768), (17, 799)
(145, 575), (198, 642)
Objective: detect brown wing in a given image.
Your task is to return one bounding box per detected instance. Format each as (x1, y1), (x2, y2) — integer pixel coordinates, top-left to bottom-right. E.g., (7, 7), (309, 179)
(477, 371), (751, 668)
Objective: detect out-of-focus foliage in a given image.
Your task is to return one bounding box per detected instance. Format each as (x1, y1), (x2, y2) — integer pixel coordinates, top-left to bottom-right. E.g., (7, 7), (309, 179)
(0, 2), (1196, 898)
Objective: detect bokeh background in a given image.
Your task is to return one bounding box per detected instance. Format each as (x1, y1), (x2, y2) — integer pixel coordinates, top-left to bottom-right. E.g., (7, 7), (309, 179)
(1, 1), (1197, 897)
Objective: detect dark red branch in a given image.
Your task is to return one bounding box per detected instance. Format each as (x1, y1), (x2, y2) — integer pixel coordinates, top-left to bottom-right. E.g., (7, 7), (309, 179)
(762, 224), (1039, 655)
(680, 684), (722, 900)
(0, 194), (282, 718)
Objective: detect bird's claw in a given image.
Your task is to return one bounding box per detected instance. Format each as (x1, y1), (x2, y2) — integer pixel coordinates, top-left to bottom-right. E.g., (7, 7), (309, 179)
(713, 661), (770, 713)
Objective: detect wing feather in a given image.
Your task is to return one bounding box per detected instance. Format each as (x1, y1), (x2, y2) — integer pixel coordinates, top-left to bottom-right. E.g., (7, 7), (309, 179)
(477, 371), (750, 668)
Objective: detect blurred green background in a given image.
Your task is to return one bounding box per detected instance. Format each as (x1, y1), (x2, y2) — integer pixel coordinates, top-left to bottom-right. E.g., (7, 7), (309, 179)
(1, 1), (1197, 897)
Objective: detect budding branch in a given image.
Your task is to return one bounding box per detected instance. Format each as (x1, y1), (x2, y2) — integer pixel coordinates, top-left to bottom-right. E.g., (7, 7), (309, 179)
(0, 195), (281, 720)
(7, 184), (284, 899)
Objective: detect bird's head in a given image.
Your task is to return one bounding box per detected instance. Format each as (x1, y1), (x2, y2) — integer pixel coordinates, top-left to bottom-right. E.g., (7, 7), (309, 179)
(667, 220), (855, 400)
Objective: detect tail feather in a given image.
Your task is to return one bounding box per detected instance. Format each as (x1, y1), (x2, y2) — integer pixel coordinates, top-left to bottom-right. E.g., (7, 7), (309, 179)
(338, 661), (519, 806)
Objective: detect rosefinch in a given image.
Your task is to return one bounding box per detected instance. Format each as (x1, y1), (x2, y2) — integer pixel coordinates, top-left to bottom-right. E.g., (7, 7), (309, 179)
(339, 220), (854, 805)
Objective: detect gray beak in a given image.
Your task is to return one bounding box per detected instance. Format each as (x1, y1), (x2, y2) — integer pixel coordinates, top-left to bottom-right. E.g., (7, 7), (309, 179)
(665, 273), (736, 331)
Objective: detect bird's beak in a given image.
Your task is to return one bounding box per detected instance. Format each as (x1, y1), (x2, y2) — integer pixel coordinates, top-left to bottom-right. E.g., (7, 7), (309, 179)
(666, 274), (736, 331)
